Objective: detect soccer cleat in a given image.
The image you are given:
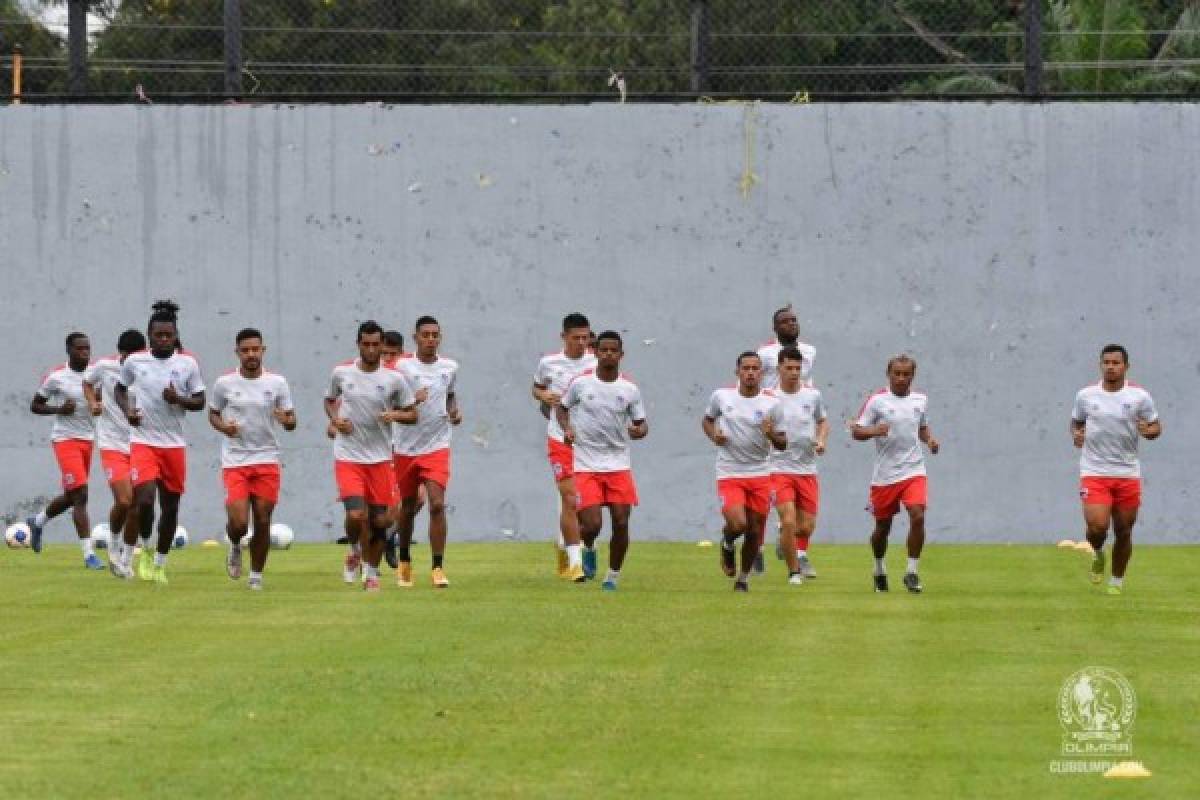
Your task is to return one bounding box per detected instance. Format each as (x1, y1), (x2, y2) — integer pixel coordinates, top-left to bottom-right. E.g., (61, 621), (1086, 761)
(342, 550), (362, 585)
(788, 571), (804, 586)
(384, 532), (399, 570)
(151, 565), (168, 586)
(396, 562), (414, 588)
(903, 572), (922, 594)
(874, 574), (889, 593)
(84, 553), (105, 570)
(798, 554), (817, 579)
(601, 579), (617, 591)
(555, 545), (570, 578)
(109, 557), (132, 580)
(566, 564), (586, 583)
(248, 576), (263, 591)
(363, 576), (381, 592)
(137, 547), (155, 581)
(733, 580), (749, 592)
(431, 566), (450, 589)
(582, 548), (597, 580)
(753, 551), (766, 574)
(1106, 584), (1122, 596)
(26, 516), (44, 553)
(1090, 549), (1105, 584)
(226, 546), (243, 580)
(720, 544), (736, 578)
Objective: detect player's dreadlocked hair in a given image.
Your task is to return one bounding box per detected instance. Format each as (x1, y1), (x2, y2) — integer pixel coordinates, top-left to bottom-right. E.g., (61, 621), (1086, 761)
(148, 299), (180, 330)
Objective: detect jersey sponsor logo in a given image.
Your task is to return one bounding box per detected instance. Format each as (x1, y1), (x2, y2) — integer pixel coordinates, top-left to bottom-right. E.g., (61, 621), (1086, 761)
(753, 410), (765, 422)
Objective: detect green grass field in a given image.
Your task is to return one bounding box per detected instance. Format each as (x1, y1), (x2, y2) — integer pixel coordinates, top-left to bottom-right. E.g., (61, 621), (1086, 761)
(1, 542), (1196, 799)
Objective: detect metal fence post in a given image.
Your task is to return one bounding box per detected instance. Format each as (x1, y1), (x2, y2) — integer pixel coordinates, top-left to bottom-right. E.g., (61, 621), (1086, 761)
(690, 0), (710, 94)
(224, 0), (243, 97)
(67, 0), (87, 96)
(1024, 0), (1043, 97)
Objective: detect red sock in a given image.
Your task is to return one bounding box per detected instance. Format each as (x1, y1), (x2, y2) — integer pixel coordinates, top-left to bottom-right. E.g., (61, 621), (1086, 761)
(796, 536), (810, 552)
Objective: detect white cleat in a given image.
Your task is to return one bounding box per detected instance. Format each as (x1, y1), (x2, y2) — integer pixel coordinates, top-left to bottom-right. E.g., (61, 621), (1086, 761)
(787, 572), (805, 586)
(226, 546), (243, 580)
(798, 554), (817, 579)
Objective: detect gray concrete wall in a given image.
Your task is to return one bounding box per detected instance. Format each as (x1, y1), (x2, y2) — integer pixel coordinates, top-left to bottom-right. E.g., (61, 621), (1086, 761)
(0, 103), (1195, 545)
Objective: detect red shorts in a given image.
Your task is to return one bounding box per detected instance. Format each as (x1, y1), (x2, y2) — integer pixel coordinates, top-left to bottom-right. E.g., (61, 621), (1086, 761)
(335, 460), (396, 507)
(869, 476), (927, 520)
(100, 449), (131, 486)
(130, 444), (187, 494)
(52, 439), (93, 489)
(576, 470), (639, 510)
(394, 448), (451, 499)
(1080, 477), (1141, 509)
(771, 473), (820, 515)
(717, 477), (772, 516)
(223, 464), (282, 504)
(547, 437), (575, 482)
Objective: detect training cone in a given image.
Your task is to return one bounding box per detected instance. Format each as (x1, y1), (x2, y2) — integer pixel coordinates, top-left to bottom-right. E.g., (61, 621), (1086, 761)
(1103, 761), (1151, 779)
(202, 539), (219, 548)
(1057, 539), (1076, 548)
(1074, 541), (1095, 553)
(697, 540), (713, 548)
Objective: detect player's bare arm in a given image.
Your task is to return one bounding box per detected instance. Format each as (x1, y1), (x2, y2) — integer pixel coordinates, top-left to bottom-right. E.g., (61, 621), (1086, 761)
(447, 392), (462, 425)
(114, 383), (142, 426)
(207, 408), (239, 437)
(82, 381), (102, 416)
(629, 418), (648, 440)
(1137, 418), (1161, 440)
(324, 396), (352, 434)
(164, 384), (206, 412)
(382, 404), (418, 425)
(814, 418), (830, 455)
(919, 424), (940, 455)
(762, 417), (787, 451)
(30, 394), (75, 416)
(532, 382), (560, 407)
(554, 404), (575, 444)
(702, 416), (728, 446)
(273, 407), (298, 431)
(1070, 419), (1086, 448)
(852, 421), (888, 441)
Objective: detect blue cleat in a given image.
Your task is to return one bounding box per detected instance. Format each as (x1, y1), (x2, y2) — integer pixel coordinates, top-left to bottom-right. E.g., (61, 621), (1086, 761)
(27, 516), (44, 553)
(601, 579), (617, 591)
(582, 548), (597, 580)
(84, 553), (105, 570)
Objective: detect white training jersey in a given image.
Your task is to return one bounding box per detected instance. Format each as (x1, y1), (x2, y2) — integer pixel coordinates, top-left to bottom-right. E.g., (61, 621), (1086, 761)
(705, 387), (785, 479)
(209, 371), (295, 468)
(327, 360), (415, 464)
(758, 340), (816, 389)
(534, 350), (597, 442)
(36, 363), (94, 443)
(83, 356), (130, 453)
(392, 355), (459, 456)
(118, 351), (205, 448)
(856, 389), (929, 486)
(561, 371), (646, 473)
(769, 386), (827, 476)
(1072, 382), (1158, 478)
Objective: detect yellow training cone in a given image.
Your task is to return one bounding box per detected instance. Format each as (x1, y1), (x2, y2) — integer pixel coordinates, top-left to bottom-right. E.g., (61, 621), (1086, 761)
(202, 539), (219, 548)
(1057, 539), (1076, 548)
(1074, 541), (1095, 552)
(697, 540), (713, 548)
(1103, 761), (1151, 778)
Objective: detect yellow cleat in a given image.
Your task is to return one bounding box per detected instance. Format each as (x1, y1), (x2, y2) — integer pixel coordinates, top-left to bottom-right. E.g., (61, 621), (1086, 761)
(396, 562), (414, 588)
(151, 565), (168, 586)
(1106, 585), (1122, 596)
(137, 547), (155, 582)
(566, 564), (586, 583)
(431, 567), (450, 589)
(555, 545), (569, 578)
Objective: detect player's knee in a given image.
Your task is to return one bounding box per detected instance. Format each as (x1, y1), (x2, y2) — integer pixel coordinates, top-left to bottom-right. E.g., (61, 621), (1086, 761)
(907, 505), (925, 524)
(346, 509), (368, 524)
(70, 486), (89, 506)
(427, 497), (446, 516)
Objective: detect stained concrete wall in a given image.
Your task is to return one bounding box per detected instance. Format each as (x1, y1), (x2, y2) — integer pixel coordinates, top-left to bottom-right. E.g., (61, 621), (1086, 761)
(0, 103), (1195, 545)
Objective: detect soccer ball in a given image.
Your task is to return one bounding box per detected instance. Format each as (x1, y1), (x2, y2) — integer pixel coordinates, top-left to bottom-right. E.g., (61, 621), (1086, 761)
(91, 523), (112, 550)
(172, 526), (189, 549)
(269, 523), (294, 550)
(5, 523), (32, 549)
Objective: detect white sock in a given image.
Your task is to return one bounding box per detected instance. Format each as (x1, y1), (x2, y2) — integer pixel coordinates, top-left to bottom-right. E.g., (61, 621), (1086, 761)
(556, 531), (566, 550)
(365, 564), (379, 579)
(122, 544), (134, 568)
(566, 543), (582, 568)
(873, 558), (887, 576)
(34, 510), (49, 527)
(1109, 576), (1123, 587)
(797, 549), (808, 559)
(906, 557), (919, 575)
(351, 540), (362, 556)
(605, 569), (620, 584)
(249, 571), (263, 582)
(154, 552), (167, 568)
(79, 537), (95, 557)
(736, 571), (750, 583)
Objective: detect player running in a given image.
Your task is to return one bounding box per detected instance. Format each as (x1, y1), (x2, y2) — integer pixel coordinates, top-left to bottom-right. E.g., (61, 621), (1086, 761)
(114, 301), (206, 585)
(703, 352), (786, 592)
(852, 355), (939, 594)
(209, 328), (297, 591)
(1071, 344), (1161, 595)
(83, 329), (147, 576)
(392, 316), (461, 589)
(325, 320), (417, 592)
(27, 332), (100, 568)
(769, 347), (829, 584)
(758, 305), (816, 389)
(556, 331), (648, 590)
(532, 312), (597, 582)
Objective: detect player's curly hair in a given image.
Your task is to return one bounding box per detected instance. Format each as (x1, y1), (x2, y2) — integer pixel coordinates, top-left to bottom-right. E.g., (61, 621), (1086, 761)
(149, 299), (180, 326)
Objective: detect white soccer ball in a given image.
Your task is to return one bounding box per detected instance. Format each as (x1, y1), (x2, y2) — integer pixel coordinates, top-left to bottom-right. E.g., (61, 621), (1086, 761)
(91, 523), (112, 550)
(172, 526), (189, 549)
(5, 523), (32, 549)
(269, 523), (294, 550)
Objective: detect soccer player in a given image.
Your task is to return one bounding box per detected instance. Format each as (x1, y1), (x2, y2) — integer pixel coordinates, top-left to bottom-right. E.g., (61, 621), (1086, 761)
(27, 332), (101, 568)
(770, 347), (829, 584)
(325, 320), (417, 592)
(392, 316), (460, 588)
(758, 305), (816, 389)
(114, 301), (206, 585)
(852, 355), (939, 594)
(381, 330), (406, 367)
(1071, 344), (1161, 595)
(209, 328), (297, 591)
(703, 352), (786, 592)
(532, 312), (597, 582)
(83, 329), (147, 576)
(556, 331), (647, 590)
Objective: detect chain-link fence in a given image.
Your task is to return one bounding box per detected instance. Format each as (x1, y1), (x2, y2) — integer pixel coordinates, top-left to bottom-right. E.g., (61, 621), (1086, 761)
(3, 1), (1200, 102)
